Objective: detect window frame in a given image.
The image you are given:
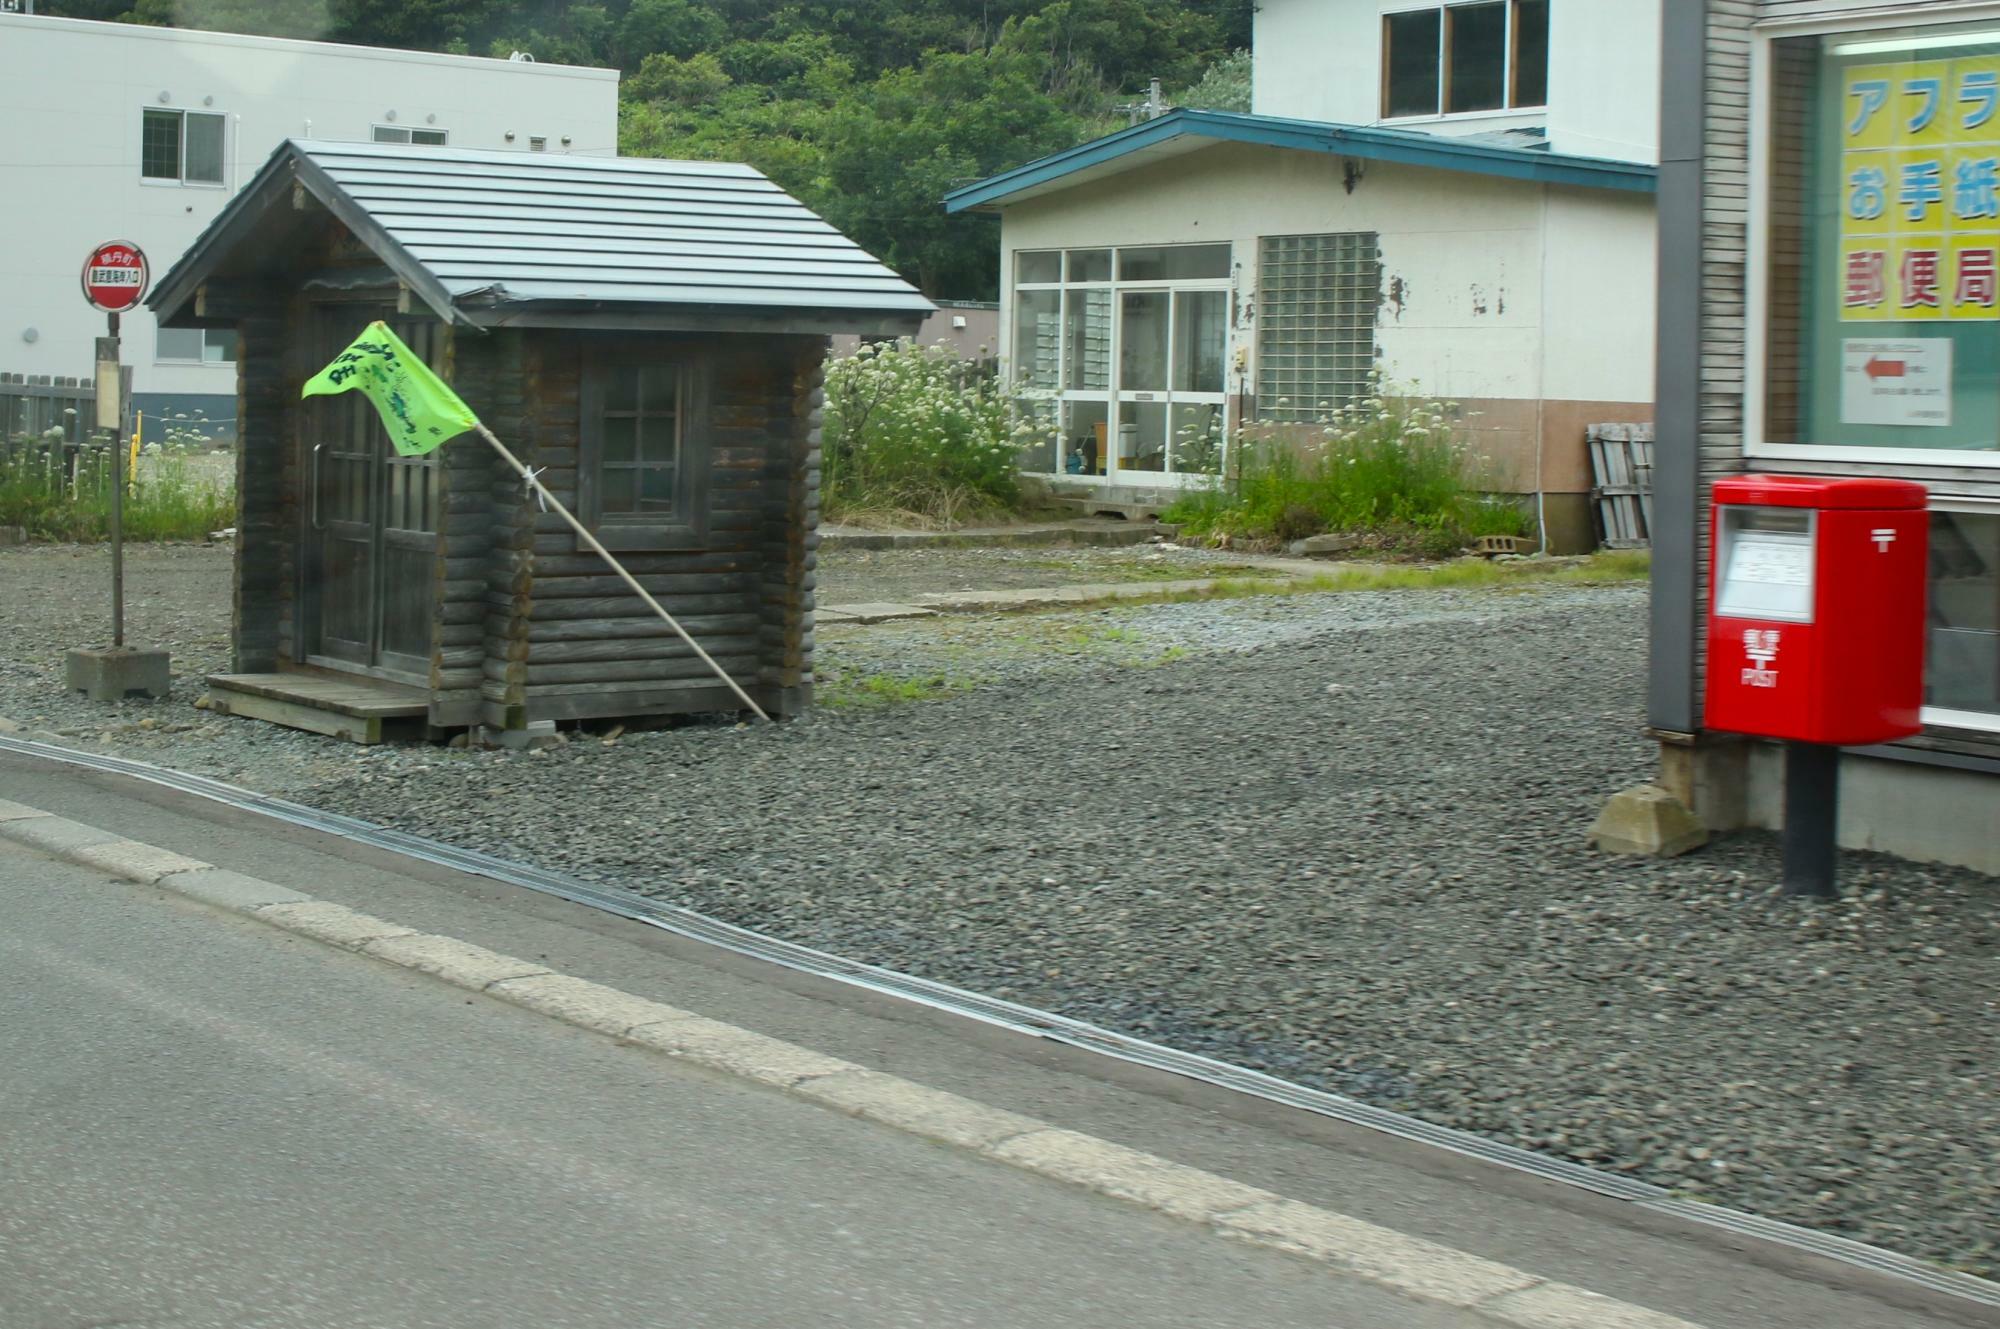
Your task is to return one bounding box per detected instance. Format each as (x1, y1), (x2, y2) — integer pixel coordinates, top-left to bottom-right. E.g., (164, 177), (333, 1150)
(372, 124), (450, 146)
(140, 107), (227, 187)
(154, 326), (237, 365)
(1745, 6), (2000, 470)
(1008, 244), (1233, 483)
(1922, 498), (2000, 733)
(1379, 0), (1550, 122)
(576, 352), (713, 552)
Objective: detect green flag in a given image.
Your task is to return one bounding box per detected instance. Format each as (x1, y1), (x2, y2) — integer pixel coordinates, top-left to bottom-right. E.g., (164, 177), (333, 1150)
(301, 320), (477, 456)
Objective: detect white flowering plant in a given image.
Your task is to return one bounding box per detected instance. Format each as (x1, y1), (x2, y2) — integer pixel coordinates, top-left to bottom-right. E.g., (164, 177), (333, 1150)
(822, 339), (1020, 525)
(1166, 374), (1529, 554)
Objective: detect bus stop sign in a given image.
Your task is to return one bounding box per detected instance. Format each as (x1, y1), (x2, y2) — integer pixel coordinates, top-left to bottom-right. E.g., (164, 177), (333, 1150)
(81, 241), (148, 313)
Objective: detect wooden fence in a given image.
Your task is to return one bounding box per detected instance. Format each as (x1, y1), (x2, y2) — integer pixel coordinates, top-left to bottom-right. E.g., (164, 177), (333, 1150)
(1, 373), (98, 447)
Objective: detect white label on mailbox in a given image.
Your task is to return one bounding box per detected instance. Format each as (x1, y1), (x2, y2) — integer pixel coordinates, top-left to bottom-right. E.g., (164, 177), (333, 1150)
(1730, 538), (1812, 587)
(1841, 338), (1952, 427)
(1717, 529), (1816, 623)
(1740, 627), (1782, 689)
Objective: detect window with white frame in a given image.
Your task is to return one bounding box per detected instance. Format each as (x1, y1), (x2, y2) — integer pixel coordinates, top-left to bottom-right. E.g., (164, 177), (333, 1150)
(1256, 233), (1381, 424)
(141, 108), (225, 184)
(1756, 19), (2000, 463)
(1752, 15), (2000, 731)
(1383, 1), (1548, 119)
(155, 327), (236, 365)
(1010, 244), (1231, 480)
(1928, 508), (2000, 726)
(373, 125), (449, 145)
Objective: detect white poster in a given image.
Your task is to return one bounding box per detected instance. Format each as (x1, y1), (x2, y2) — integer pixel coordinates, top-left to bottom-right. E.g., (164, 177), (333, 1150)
(1839, 338), (1952, 427)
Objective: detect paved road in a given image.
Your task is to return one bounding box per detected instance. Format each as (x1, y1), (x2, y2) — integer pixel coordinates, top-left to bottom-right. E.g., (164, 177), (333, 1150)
(0, 838), (1484, 1329)
(0, 750), (1983, 1329)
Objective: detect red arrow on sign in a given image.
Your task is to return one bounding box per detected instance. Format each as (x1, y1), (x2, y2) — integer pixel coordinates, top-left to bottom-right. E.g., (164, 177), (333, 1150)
(1864, 356), (1907, 380)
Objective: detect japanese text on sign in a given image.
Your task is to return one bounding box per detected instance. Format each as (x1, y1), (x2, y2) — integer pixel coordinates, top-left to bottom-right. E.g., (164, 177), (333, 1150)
(1840, 57), (2000, 320)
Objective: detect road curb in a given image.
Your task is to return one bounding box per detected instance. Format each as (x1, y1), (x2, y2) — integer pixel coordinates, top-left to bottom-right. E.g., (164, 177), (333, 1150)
(0, 807), (1708, 1329)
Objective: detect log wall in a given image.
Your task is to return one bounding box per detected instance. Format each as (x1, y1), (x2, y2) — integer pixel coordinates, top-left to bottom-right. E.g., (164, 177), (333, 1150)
(455, 328), (826, 727)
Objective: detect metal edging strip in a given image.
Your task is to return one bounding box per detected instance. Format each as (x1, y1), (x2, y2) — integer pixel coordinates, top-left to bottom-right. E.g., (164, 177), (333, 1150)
(0, 731), (1992, 1310)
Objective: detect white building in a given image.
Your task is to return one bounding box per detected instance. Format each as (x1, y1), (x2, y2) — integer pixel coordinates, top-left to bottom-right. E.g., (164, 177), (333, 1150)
(0, 12), (618, 439)
(945, 0), (1662, 550)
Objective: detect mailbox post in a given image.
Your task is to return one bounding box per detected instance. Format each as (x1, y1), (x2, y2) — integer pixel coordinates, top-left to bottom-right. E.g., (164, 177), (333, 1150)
(1703, 476), (1929, 896)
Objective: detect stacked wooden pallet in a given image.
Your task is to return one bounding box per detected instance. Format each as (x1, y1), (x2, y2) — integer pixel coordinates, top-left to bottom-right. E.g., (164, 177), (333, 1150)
(1588, 423), (1654, 549)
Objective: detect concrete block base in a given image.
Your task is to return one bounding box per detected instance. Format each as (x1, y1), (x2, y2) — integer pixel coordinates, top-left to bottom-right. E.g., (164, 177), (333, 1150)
(64, 647), (171, 702)
(1587, 783), (1708, 857)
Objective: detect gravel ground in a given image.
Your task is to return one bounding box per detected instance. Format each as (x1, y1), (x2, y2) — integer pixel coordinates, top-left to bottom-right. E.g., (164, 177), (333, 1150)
(818, 543), (1284, 603)
(1, 542), (1996, 1276)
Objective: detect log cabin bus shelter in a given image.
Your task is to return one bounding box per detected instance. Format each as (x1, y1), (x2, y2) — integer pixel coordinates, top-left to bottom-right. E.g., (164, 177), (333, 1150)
(147, 139), (932, 744)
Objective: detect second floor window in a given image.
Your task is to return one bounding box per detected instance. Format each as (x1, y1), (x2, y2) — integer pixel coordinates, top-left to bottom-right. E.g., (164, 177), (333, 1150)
(373, 125), (449, 145)
(142, 107), (225, 184)
(1383, 1), (1549, 119)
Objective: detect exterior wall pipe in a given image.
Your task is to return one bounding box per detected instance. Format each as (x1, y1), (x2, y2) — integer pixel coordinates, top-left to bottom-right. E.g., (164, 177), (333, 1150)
(1647, 0), (1708, 736)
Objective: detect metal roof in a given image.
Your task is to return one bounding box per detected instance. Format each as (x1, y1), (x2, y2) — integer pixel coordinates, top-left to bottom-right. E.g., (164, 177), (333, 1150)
(151, 139), (933, 334)
(941, 109), (1657, 214)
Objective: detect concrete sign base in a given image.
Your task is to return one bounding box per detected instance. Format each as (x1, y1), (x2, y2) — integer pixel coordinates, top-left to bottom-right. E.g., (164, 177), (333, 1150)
(65, 646), (170, 702)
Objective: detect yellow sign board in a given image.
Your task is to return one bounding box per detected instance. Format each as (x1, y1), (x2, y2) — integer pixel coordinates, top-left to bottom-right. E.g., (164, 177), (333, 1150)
(1839, 58), (2000, 319)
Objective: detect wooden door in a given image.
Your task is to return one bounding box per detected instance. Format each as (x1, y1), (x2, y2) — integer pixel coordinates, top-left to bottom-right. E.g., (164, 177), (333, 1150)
(301, 304), (441, 681)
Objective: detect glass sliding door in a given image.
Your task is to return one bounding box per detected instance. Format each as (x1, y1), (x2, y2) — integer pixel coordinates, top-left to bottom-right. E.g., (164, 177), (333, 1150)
(1007, 243), (1233, 484)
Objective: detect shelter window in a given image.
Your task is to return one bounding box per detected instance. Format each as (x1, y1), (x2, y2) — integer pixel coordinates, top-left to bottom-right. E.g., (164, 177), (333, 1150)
(580, 359), (710, 551)
(155, 327), (236, 364)
(372, 125), (449, 145)
(1256, 232), (1381, 424)
(141, 108), (225, 185)
(1382, 1), (1549, 120)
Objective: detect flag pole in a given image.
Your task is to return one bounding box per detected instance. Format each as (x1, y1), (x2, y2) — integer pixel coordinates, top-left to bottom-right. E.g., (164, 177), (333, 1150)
(470, 422), (772, 724)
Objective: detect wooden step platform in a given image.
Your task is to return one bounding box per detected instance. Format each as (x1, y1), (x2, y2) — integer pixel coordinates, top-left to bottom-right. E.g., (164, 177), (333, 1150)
(206, 671), (429, 745)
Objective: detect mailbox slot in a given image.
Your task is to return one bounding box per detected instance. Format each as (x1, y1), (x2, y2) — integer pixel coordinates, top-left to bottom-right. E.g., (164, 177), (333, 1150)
(1716, 506), (1816, 624)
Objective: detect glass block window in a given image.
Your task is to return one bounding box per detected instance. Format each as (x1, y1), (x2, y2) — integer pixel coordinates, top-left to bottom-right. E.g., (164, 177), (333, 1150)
(1256, 233), (1380, 423)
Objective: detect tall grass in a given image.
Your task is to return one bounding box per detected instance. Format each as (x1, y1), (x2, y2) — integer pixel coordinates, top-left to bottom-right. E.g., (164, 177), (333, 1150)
(1166, 388), (1531, 556)
(1, 429), (234, 542)
(822, 340), (1021, 526)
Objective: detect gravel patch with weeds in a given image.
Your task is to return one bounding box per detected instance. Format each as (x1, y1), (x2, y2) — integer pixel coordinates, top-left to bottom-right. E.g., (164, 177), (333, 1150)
(1, 542), (1995, 1276)
(816, 543), (1285, 602)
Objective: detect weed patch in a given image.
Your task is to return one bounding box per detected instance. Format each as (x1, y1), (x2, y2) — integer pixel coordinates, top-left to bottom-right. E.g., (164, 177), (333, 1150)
(817, 669), (977, 709)
(2, 429), (234, 543)
(1164, 387), (1532, 555)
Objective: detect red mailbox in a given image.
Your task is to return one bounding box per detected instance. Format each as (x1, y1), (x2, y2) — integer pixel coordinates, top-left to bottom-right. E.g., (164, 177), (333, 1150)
(1705, 475), (1928, 746)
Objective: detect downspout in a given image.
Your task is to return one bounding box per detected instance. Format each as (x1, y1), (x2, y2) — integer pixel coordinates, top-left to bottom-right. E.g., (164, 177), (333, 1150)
(1649, 0), (1708, 738)
(1535, 184), (1551, 554)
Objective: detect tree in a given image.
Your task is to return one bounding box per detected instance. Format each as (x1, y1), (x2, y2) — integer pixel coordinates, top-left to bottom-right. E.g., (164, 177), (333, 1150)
(613, 0), (726, 69)
(1177, 48), (1250, 114)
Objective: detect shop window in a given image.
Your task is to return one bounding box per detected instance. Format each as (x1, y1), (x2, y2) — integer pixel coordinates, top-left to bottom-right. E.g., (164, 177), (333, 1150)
(1757, 21), (2000, 462)
(1928, 510), (2000, 723)
(142, 108), (226, 185)
(1256, 233), (1380, 424)
(156, 327), (236, 364)
(578, 359), (710, 550)
(1382, 1), (1548, 119)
